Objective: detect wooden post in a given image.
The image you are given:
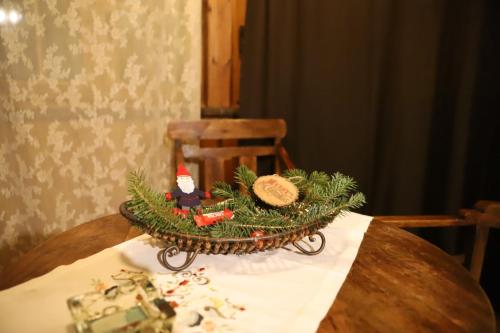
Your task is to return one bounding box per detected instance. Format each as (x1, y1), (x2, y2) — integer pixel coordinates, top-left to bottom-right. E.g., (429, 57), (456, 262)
(205, 0), (232, 107)
(231, 0), (247, 106)
(201, 0), (247, 185)
(470, 225), (490, 282)
(203, 0), (247, 108)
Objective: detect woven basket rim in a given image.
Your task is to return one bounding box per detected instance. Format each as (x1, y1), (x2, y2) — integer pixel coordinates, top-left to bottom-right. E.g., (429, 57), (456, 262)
(119, 201), (330, 244)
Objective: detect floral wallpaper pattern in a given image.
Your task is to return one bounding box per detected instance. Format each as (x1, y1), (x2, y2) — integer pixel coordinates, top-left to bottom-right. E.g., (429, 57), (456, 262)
(0, 0), (201, 274)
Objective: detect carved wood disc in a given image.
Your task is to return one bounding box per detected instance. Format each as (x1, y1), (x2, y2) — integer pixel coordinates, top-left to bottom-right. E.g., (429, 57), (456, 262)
(253, 175), (299, 207)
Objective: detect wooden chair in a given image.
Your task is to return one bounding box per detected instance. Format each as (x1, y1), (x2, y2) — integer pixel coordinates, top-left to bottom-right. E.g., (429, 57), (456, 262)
(166, 118), (295, 190)
(166, 118), (499, 281)
(374, 200), (500, 281)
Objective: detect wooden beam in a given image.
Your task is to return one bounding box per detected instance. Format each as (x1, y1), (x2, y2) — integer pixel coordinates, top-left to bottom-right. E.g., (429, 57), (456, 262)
(182, 145), (275, 159)
(206, 0), (232, 107)
(231, 0), (247, 106)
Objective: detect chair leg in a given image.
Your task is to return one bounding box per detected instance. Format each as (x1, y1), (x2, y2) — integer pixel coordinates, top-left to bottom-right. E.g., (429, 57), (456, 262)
(470, 225), (490, 282)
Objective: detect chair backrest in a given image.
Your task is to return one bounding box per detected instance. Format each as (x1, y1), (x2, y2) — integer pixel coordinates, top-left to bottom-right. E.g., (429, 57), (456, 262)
(375, 200), (500, 282)
(166, 119), (294, 189)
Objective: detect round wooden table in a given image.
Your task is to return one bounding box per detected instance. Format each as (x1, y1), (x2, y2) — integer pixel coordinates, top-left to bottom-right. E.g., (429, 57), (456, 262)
(0, 215), (495, 333)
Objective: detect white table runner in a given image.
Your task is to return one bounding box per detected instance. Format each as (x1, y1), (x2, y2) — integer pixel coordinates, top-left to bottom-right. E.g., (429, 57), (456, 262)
(0, 212), (372, 333)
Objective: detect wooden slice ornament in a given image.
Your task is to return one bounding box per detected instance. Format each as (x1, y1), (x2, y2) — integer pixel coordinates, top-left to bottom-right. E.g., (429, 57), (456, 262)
(253, 175), (299, 207)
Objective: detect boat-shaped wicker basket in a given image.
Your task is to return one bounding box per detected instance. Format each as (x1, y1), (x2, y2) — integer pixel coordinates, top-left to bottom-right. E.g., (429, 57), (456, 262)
(120, 201), (329, 271)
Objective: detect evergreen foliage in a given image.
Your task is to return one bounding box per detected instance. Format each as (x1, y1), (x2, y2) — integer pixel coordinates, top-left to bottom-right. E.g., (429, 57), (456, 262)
(126, 166), (365, 238)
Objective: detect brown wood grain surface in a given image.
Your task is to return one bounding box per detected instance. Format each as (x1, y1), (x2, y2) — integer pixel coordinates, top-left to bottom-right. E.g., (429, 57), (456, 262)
(230, 0), (247, 106)
(182, 145), (276, 160)
(202, 0), (247, 108)
(167, 119), (293, 190)
(167, 118), (287, 140)
(0, 215), (495, 332)
(0, 214), (142, 290)
(373, 215), (470, 227)
(318, 222), (495, 333)
(205, 0), (232, 107)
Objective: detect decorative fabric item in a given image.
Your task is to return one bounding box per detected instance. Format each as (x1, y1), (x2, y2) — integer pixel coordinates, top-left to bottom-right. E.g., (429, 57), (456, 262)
(165, 164), (211, 210)
(0, 212), (373, 333)
(67, 270), (177, 333)
(176, 164), (191, 178)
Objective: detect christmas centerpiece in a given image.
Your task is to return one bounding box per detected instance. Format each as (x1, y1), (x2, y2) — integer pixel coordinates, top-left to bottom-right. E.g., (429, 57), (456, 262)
(120, 164), (365, 271)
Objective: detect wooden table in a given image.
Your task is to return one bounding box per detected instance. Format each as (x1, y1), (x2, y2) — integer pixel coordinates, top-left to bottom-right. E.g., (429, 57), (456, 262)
(0, 215), (495, 333)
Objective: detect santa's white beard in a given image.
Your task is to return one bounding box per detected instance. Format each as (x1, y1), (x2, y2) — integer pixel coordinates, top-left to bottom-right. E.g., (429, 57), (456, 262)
(177, 177), (195, 194)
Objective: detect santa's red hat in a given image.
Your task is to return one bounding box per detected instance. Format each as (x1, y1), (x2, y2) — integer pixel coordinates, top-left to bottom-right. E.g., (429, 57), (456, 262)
(176, 164), (191, 177)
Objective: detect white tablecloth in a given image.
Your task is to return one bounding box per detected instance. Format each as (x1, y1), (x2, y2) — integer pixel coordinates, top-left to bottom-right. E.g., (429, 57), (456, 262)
(0, 212), (372, 333)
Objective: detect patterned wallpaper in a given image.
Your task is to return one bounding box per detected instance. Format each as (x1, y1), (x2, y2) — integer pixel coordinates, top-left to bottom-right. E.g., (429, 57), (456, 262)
(0, 0), (201, 273)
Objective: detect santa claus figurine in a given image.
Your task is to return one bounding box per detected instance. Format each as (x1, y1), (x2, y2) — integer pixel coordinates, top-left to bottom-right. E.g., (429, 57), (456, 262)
(165, 164), (211, 215)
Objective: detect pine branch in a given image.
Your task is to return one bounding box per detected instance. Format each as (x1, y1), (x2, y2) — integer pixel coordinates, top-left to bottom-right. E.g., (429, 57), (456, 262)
(212, 181), (236, 199)
(127, 170), (192, 233)
(234, 165), (257, 191)
(125, 167), (366, 239)
(309, 171), (330, 186)
(282, 169), (308, 191)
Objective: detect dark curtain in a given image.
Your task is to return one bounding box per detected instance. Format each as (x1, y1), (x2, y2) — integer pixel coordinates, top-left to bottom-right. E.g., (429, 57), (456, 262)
(240, 0), (500, 308)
